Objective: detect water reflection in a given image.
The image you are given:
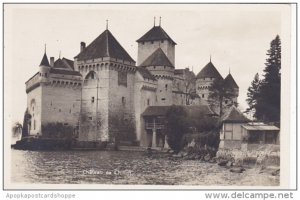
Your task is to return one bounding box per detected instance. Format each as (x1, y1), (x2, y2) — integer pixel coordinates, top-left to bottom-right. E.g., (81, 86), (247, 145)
(11, 149), (279, 185)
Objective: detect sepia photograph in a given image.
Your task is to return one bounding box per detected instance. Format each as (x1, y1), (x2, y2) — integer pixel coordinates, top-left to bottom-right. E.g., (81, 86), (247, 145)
(3, 3), (296, 190)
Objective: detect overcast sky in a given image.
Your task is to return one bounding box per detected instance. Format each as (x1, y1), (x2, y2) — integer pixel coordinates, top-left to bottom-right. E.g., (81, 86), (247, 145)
(4, 4), (290, 123)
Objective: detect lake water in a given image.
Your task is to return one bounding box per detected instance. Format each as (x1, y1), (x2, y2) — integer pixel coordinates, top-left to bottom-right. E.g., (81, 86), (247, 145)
(11, 149), (279, 186)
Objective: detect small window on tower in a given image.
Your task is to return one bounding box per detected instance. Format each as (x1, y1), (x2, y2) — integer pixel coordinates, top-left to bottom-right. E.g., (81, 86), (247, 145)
(91, 97), (95, 103)
(202, 94), (205, 98)
(165, 84), (168, 91)
(161, 40), (164, 43)
(147, 99), (150, 106)
(142, 42), (145, 45)
(122, 97), (126, 106)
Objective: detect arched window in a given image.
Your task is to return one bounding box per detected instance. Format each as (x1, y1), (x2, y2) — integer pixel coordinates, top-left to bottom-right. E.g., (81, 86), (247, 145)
(85, 71), (97, 80)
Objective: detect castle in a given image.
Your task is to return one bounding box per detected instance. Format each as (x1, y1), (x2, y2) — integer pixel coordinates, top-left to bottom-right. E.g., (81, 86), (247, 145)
(24, 21), (239, 148)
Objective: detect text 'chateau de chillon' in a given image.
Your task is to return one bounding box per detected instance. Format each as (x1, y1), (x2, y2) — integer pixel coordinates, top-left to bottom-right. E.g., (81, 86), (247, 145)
(24, 20), (239, 149)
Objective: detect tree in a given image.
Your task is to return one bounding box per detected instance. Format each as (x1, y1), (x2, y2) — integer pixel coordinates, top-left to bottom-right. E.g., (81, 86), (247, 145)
(208, 78), (235, 117)
(165, 106), (190, 152)
(183, 70), (196, 105)
(246, 73), (262, 118)
(248, 35), (281, 122)
(12, 122), (22, 137)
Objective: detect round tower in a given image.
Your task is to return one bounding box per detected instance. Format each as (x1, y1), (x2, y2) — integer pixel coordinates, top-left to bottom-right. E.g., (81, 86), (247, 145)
(39, 52), (51, 83)
(196, 60), (223, 104)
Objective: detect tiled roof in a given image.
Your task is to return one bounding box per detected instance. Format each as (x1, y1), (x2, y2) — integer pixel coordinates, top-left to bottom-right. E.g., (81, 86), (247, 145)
(49, 68), (82, 76)
(222, 106), (250, 123)
(142, 105), (215, 117)
(53, 58), (74, 70)
(137, 26), (176, 45)
(136, 67), (156, 81)
(196, 61), (223, 80)
(139, 48), (174, 67)
(75, 30), (135, 63)
(40, 53), (50, 67)
(224, 73), (239, 89)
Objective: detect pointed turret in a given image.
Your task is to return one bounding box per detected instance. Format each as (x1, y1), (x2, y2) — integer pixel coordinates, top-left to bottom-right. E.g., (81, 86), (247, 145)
(39, 53), (50, 67)
(196, 61), (223, 80)
(224, 73), (239, 89)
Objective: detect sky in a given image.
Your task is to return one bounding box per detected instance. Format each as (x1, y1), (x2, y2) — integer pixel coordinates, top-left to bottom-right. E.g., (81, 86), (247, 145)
(4, 4), (290, 124)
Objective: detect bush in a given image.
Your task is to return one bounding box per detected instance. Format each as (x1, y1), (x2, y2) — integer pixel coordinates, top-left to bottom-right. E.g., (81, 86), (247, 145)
(165, 106), (190, 152)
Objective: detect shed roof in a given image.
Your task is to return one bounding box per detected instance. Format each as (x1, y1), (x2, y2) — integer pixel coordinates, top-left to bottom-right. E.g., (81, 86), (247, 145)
(222, 106), (250, 123)
(242, 124), (280, 131)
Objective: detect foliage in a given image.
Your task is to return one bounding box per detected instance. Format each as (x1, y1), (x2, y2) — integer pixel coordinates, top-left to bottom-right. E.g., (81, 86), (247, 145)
(12, 122), (22, 137)
(246, 73), (261, 116)
(109, 113), (136, 147)
(165, 106), (190, 152)
(208, 78), (235, 116)
(42, 122), (73, 139)
(246, 35), (281, 122)
(21, 108), (31, 138)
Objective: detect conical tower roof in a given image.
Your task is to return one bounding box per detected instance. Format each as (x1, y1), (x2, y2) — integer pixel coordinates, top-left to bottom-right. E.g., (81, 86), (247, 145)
(39, 53), (50, 67)
(224, 73), (239, 89)
(139, 48), (174, 68)
(75, 29), (135, 63)
(196, 61), (223, 80)
(137, 26), (176, 45)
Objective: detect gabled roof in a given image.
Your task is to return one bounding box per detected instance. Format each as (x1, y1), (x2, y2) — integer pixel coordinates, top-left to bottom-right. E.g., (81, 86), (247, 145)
(136, 67), (156, 81)
(53, 58), (74, 70)
(137, 26), (176, 45)
(40, 53), (50, 67)
(75, 30), (135, 63)
(142, 105), (215, 117)
(222, 106), (250, 123)
(49, 68), (82, 76)
(139, 48), (174, 67)
(196, 61), (223, 80)
(224, 73), (239, 89)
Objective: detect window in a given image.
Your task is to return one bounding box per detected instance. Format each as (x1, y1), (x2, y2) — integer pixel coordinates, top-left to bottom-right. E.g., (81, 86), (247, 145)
(142, 42), (145, 45)
(161, 40), (164, 43)
(91, 97), (95, 103)
(225, 100), (228, 104)
(45, 73), (48, 78)
(202, 94), (205, 98)
(118, 71), (127, 87)
(122, 97), (126, 106)
(89, 117), (93, 120)
(151, 41), (154, 44)
(161, 98), (166, 101)
(33, 120), (36, 130)
(165, 84), (168, 91)
(147, 99), (150, 106)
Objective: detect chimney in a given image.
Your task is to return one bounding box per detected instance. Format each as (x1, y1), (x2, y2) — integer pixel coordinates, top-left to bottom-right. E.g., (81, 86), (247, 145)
(80, 42), (86, 52)
(50, 57), (54, 67)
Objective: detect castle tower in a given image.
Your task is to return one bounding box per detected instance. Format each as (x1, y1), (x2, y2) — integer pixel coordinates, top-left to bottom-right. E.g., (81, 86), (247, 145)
(136, 22), (176, 66)
(139, 48), (174, 106)
(196, 60), (223, 104)
(74, 28), (136, 143)
(39, 52), (51, 83)
(223, 73), (239, 105)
